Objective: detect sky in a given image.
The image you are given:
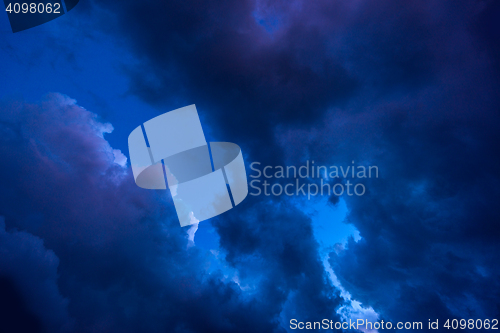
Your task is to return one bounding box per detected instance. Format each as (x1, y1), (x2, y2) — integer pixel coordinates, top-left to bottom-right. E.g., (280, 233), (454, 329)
(0, 0), (499, 332)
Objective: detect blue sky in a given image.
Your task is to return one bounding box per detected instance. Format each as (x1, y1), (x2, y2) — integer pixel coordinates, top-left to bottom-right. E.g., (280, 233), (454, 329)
(0, 0), (499, 332)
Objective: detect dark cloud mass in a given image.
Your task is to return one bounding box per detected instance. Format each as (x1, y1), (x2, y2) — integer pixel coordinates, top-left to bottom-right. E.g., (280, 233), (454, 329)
(0, 94), (341, 332)
(0, 217), (71, 333)
(0, 0), (499, 332)
(89, 0), (500, 329)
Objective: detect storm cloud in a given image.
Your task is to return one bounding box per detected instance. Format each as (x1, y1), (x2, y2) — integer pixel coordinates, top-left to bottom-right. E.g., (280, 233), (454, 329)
(0, 0), (499, 331)
(89, 0), (500, 329)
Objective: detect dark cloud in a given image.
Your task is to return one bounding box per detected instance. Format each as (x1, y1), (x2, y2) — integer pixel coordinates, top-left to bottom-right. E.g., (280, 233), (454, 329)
(89, 0), (486, 165)
(269, 37), (500, 327)
(0, 217), (72, 333)
(213, 199), (344, 322)
(0, 276), (43, 333)
(2, 0), (499, 331)
(86, 0), (500, 328)
(274, 58), (500, 323)
(92, 0), (364, 164)
(0, 94), (344, 332)
(327, 96), (500, 324)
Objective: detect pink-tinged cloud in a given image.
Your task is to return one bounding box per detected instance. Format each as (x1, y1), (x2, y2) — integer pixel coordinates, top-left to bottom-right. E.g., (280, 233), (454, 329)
(0, 94), (290, 333)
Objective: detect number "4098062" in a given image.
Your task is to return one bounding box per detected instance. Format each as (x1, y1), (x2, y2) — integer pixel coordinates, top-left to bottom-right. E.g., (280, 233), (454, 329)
(5, 2), (61, 14)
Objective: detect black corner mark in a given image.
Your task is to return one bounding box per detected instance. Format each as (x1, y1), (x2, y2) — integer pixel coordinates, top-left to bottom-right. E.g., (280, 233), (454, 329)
(3, 0), (79, 33)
